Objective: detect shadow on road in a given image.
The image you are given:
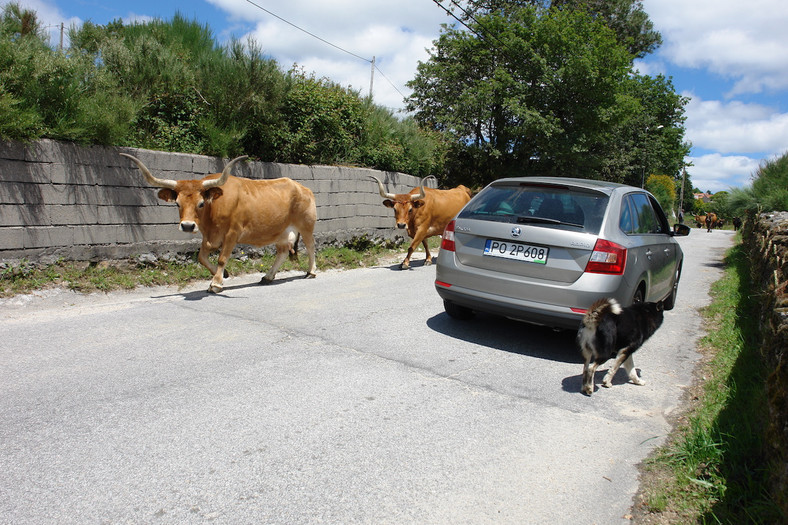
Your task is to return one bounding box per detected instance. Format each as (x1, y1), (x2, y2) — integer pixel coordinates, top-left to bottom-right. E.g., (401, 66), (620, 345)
(426, 310), (579, 364)
(149, 273), (310, 301)
(560, 367), (644, 395)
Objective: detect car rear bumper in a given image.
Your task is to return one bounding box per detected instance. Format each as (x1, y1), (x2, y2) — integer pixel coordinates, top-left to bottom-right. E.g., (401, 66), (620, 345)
(435, 281), (585, 330)
(435, 257), (634, 330)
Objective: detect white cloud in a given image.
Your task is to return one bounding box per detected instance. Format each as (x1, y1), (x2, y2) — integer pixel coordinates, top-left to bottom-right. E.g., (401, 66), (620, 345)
(686, 153), (761, 193)
(642, 0), (788, 95)
(206, 0), (447, 111)
(684, 94), (788, 156)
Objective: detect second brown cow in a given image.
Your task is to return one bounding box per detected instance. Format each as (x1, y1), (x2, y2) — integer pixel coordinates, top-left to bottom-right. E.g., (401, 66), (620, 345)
(372, 176), (472, 269)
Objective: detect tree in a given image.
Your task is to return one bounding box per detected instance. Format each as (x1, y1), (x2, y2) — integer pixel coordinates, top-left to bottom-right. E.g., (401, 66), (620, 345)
(408, 1), (688, 187)
(646, 174), (676, 219)
(0, 2), (44, 41)
(460, 0), (661, 59)
(552, 0), (661, 58)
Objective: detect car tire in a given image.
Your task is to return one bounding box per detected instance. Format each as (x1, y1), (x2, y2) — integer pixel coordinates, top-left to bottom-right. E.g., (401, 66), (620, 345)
(663, 263), (682, 311)
(632, 286), (645, 305)
(444, 300), (474, 320)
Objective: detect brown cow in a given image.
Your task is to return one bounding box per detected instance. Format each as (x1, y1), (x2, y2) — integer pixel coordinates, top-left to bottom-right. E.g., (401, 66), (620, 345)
(693, 214), (706, 228)
(121, 153), (317, 293)
(372, 176), (472, 269)
(705, 212), (718, 232)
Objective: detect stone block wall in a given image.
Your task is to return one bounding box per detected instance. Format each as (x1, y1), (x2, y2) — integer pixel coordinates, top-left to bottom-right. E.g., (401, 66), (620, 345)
(0, 139), (434, 263)
(743, 211), (788, 515)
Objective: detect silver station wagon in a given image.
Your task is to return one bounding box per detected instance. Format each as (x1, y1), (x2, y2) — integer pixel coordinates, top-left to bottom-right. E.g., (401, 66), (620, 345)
(434, 177), (690, 330)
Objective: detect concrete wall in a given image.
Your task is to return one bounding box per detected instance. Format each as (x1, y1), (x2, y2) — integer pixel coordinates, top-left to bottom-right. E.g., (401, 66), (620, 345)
(0, 139), (434, 263)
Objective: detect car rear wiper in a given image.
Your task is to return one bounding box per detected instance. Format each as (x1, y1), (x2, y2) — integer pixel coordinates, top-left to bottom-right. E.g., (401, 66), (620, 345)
(517, 216), (584, 228)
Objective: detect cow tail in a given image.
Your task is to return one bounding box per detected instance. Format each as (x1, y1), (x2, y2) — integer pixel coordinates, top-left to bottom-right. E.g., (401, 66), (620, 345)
(289, 232), (301, 262)
(582, 298), (621, 330)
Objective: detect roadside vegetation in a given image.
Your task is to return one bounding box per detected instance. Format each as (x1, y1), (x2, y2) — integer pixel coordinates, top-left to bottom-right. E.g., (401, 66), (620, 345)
(0, 4), (447, 177)
(634, 239), (785, 524)
(1, 1), (689, 191)
(0, 237), (416, 298)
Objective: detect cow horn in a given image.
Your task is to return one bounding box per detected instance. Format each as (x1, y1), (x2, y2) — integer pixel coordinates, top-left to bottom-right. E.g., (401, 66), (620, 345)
(203, 155), (248, 189)
(370, 176), (395, 200)
(120, 153), (177, 190)
(410, 176), (433, 201)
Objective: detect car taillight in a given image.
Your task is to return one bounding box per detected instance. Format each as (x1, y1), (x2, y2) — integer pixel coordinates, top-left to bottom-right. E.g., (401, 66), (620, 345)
(441, 220), (456, 252)
(585, 239), (627, 275)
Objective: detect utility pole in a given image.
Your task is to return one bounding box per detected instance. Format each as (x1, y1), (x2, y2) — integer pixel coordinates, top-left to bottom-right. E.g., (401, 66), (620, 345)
(679, 165), (686, 219)
(59, 22), (64, 51)
(369, 56), (375, 101)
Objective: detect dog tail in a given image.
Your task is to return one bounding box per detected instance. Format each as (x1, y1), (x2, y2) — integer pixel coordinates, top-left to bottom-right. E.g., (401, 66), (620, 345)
(582, 298), (622, 329)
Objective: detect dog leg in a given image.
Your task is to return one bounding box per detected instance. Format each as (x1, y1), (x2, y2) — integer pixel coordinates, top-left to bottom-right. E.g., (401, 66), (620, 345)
(582, 361), (598, 395)
(622, 355), (645, 386)
(601, 351), (630, 388)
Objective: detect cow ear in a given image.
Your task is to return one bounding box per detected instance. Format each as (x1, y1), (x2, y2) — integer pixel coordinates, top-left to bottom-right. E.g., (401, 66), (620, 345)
(412, 200), (425, 208)
(157, 189), (177, 202)
(203, 187), (223, 202)
(383, 199), (395, 208)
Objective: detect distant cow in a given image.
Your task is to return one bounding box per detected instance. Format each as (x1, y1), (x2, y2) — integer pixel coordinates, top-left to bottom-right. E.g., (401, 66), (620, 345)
(732, 217), (742, 231)
(121, 153), (317, 293)
(705, 212), (718, 232)
(372, 176), (472, 269)
(693, 214), (706, 228)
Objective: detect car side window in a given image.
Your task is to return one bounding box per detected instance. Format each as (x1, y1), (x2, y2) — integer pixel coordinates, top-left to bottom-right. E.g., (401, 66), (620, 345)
(631, 193), (659, 234)
(648, 194), (671, 233)
(619, 197), (633, 233)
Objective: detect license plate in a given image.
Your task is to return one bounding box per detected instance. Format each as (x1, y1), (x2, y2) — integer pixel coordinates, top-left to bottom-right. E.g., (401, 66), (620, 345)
(483, 239), (549, 265)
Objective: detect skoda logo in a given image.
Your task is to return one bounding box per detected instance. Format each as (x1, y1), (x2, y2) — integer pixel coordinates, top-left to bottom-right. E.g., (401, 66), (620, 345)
(511, 227), (522, 238)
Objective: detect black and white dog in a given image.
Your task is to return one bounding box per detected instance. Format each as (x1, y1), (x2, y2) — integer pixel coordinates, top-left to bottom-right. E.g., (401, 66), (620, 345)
(577, 298), (664, 396)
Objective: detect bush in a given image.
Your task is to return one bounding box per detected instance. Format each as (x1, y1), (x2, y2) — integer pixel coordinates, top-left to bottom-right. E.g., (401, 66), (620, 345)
(1, 8), (447, 176)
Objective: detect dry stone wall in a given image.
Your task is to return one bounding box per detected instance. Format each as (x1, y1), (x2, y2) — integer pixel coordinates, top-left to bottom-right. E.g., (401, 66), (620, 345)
(0, 139), (433, 263)
(743, 211), (788, 515)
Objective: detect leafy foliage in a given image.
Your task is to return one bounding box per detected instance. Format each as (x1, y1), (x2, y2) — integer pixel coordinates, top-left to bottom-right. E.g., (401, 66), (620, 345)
(646, 173), (676, 218)
(0, 5), (444, 176)
(407, 1), (689, 187)
(726, 151), (788, 217)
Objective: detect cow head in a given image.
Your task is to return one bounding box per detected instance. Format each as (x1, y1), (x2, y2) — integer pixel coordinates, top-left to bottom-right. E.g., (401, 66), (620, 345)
(121, 154), (247, 233)
(371, 176), (433, 230)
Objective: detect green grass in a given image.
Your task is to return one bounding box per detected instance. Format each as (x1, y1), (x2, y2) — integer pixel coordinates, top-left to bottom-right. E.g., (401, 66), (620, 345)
(0, 236), (420, 297)
(639, 240), (784, 523)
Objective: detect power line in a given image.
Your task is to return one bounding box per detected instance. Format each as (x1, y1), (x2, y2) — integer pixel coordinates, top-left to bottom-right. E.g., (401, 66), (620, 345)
(433, 0), (508, 49)
(244, 0), (370, 62)
(374, 64), (407, 100)
(243, 0), (407, 102)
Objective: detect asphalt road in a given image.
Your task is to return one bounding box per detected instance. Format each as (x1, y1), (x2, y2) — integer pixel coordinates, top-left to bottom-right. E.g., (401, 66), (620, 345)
(0, 228), (735, 524)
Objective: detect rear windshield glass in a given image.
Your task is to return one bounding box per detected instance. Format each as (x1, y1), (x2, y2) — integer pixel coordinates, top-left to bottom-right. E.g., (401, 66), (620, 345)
(457, 182), (609, 234)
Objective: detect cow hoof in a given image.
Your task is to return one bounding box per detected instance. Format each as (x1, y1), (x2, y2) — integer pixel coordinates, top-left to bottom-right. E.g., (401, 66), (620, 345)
(425, 257), (434, 266)
(400, 262), (411, 270)
(304, 272), (316, 279)
(260, 277), (274, 285)
(207, 283), (223, 294)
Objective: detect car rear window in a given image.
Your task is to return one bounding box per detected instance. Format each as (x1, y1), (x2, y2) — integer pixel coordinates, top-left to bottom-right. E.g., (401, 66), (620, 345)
(457, 182), (609, 234)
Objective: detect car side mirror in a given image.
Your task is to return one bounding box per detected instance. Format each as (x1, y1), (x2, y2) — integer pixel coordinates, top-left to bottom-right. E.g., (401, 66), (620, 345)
(672, 223), (690, 236)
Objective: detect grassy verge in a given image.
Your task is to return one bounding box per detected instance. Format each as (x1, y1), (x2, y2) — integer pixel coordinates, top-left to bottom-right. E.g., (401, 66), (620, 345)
(635, 241), (784, 523)
(0, 237), (419, 298)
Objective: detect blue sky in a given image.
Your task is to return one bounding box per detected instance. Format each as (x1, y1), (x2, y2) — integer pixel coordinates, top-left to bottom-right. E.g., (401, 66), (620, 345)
(7, 0), (788, 193)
